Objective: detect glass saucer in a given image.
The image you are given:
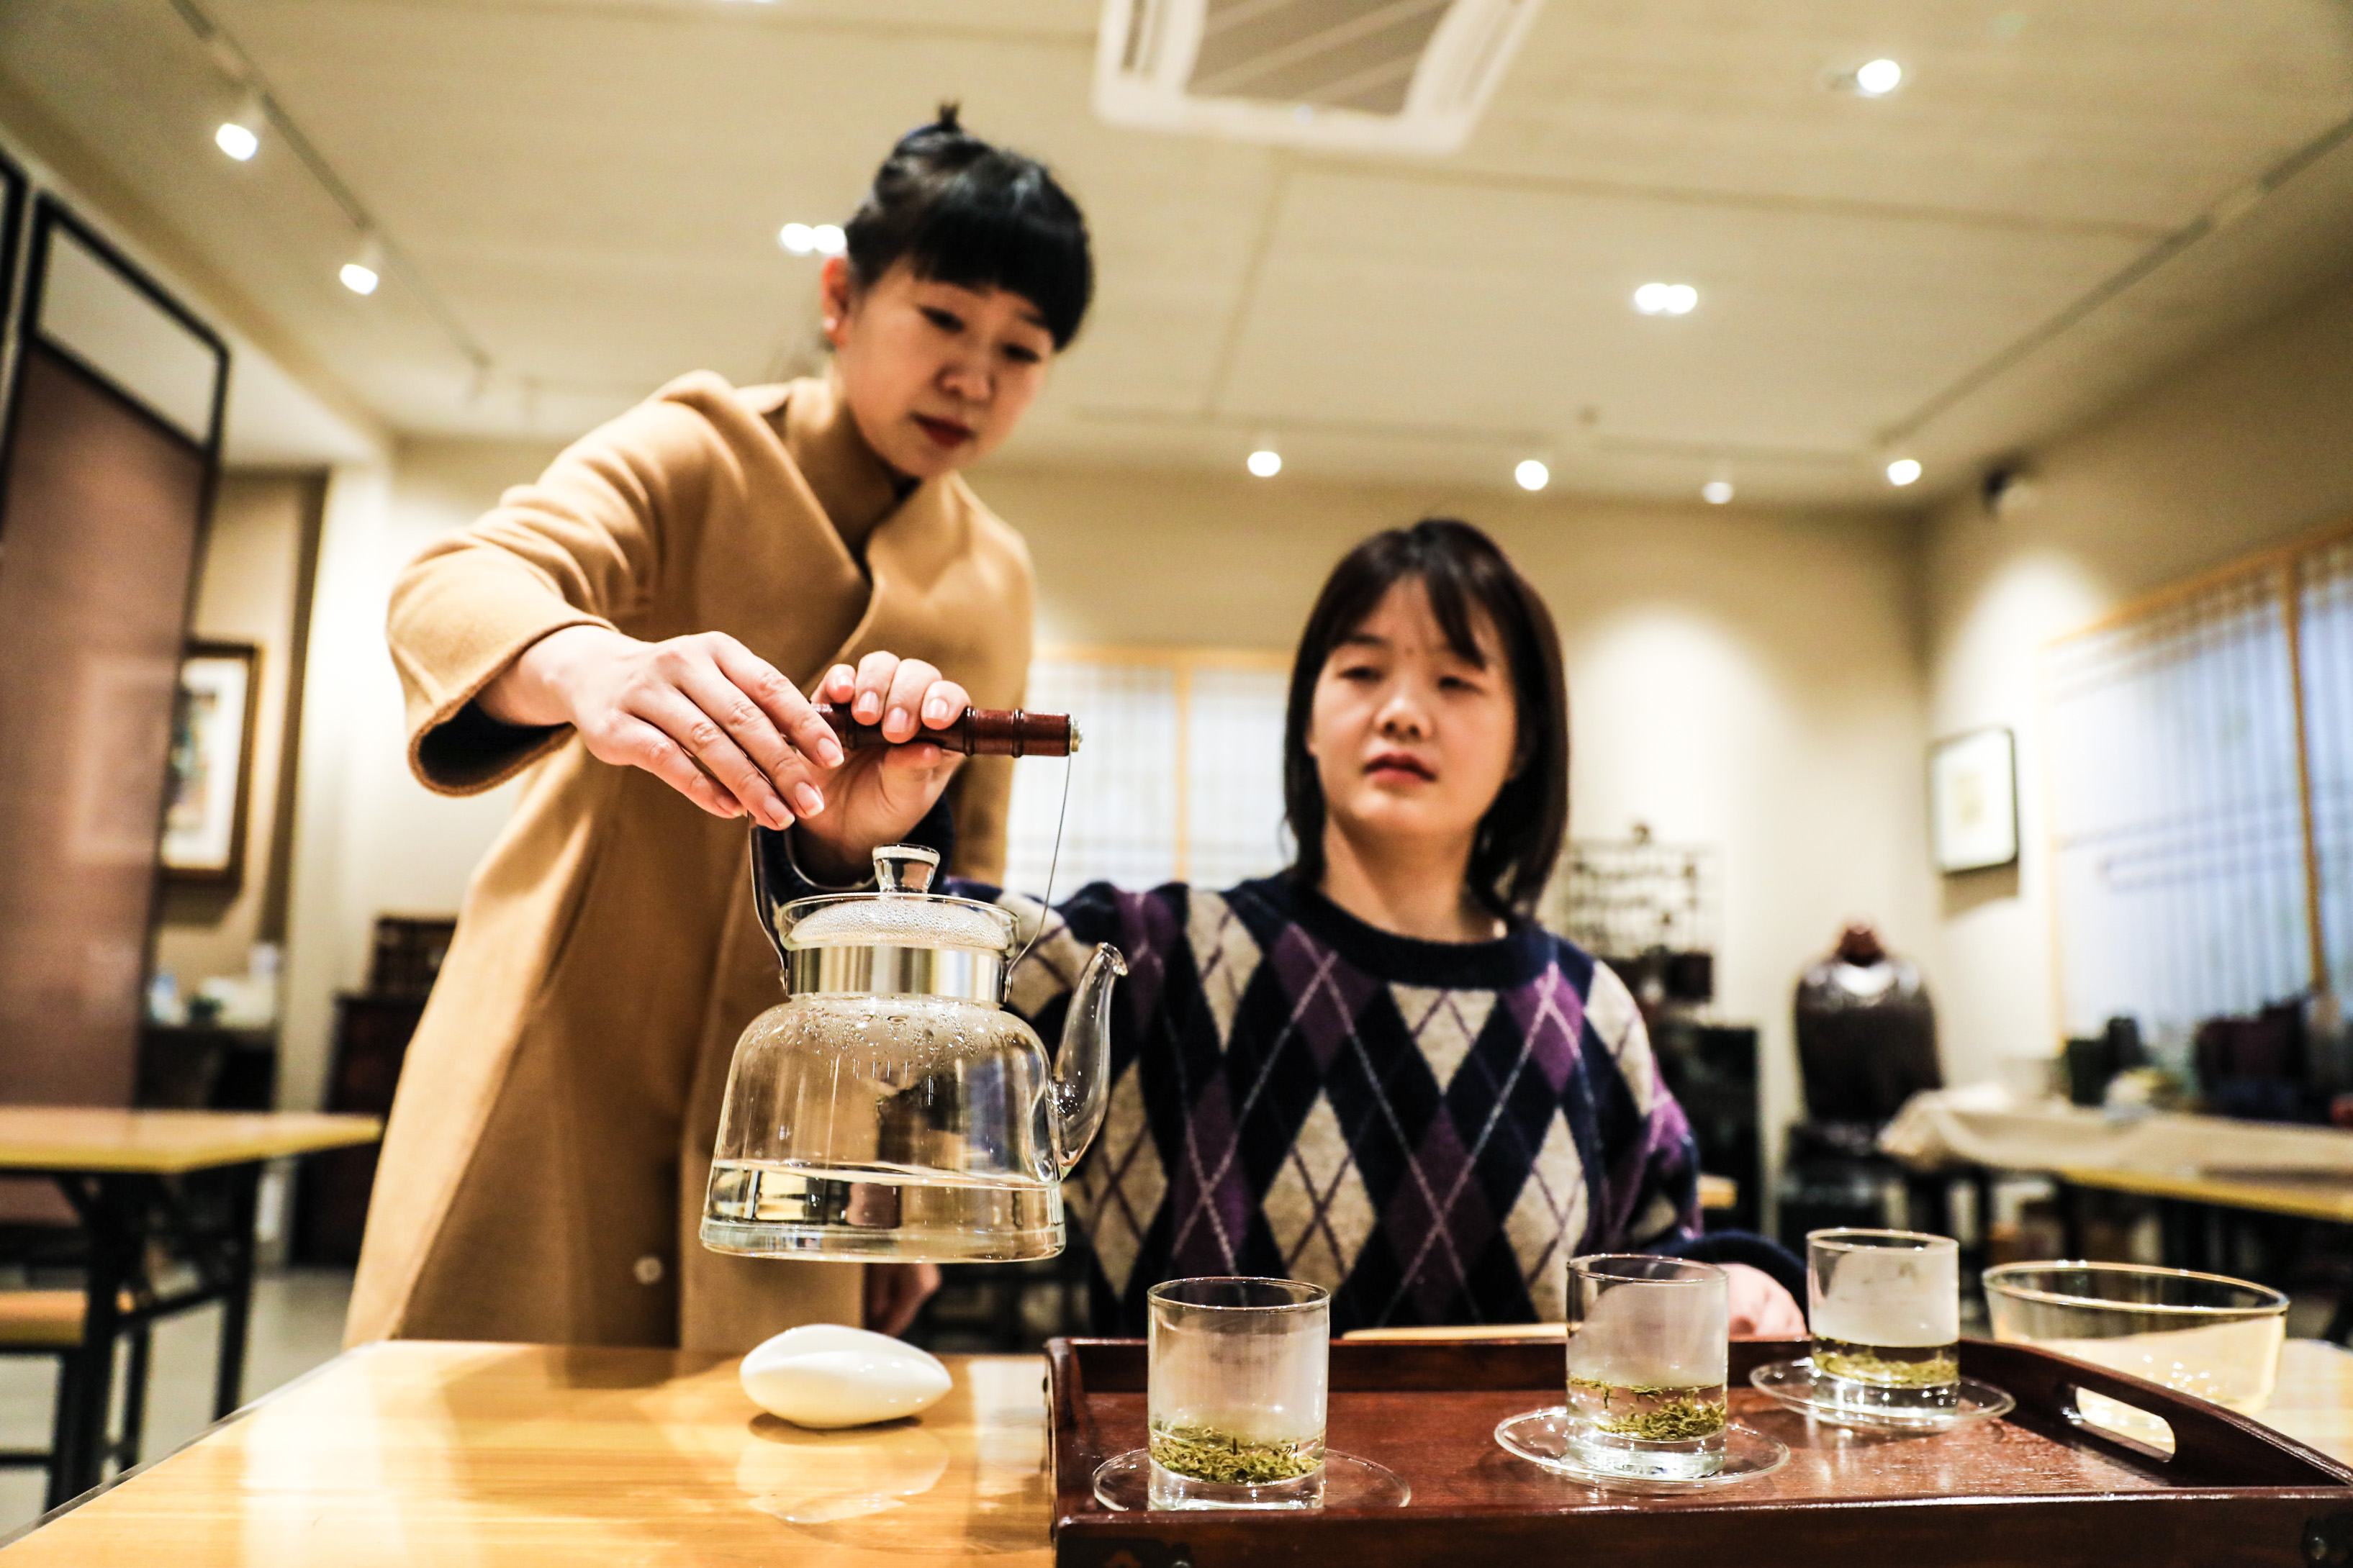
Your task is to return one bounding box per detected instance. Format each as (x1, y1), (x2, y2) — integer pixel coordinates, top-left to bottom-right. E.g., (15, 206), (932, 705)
(1090, 1450), (1412, 1511)
(1748, 1359), (2015, 1432)
(1493, 1408), (1789, 1495)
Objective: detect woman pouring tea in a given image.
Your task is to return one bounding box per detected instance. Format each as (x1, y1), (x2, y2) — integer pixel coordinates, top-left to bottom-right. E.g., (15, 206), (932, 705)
(774, 520), (1805, 1336)
(347, 107), (1090, 1352)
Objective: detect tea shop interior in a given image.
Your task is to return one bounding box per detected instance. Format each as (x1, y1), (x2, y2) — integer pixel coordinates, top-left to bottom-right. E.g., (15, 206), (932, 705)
(6, 0), (2353, 1553)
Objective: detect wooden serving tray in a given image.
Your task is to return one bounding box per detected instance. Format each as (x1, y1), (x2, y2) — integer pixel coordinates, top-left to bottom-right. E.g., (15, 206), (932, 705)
(1047, 1336), (2353, 1567)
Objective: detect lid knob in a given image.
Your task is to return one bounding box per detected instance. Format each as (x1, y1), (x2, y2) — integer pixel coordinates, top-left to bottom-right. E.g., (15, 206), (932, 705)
(873, 843), (941, 894)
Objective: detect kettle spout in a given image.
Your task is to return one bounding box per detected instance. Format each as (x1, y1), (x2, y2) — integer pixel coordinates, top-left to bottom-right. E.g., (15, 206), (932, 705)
(1050, 943), (1126, 1174)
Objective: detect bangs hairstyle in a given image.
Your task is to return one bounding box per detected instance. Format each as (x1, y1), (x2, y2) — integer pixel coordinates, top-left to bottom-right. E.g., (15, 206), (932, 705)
(1283, 519), (1570, 920)
(844, 103), (1094, 350)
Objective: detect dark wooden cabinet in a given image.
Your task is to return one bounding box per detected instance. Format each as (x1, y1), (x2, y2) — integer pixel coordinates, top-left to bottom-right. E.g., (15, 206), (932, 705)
(292, 994), (426, 1265)
(1650, 1019), (1763, 1234)
(134, 1025), (277, 1111)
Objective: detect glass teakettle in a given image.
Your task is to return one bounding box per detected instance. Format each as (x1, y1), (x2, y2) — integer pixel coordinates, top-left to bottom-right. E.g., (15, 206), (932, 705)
(701, 842), (1124, 1262)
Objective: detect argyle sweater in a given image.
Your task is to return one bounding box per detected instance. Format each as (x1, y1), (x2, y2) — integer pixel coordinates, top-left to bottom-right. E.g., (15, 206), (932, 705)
(991, 874), (1702, 1336)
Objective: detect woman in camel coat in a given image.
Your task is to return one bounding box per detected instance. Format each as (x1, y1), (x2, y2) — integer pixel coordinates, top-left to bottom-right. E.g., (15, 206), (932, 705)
(347, 109), (1091, 1353)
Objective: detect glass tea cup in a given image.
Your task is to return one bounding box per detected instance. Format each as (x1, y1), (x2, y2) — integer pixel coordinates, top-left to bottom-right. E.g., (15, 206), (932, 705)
(1146, 1277), (1330, 1510)
(1563, 1255), (1730, 1479)
(1807, 1228), (1961, 1415)
(1982, 1261), (2287, 1451)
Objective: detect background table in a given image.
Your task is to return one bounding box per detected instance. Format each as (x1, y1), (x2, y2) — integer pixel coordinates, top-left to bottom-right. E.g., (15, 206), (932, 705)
(12, 1337), (2353, 1564)
(0, 1108), (380, 1507)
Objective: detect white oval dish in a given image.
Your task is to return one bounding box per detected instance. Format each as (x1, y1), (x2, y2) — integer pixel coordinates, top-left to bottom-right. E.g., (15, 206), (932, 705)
(740, 1323), (952, 1429)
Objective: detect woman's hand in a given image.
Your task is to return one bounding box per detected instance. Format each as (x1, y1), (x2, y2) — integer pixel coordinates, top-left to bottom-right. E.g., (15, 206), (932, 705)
(864, 1261), (941, 1338)
(1723, 1262), (1807, 1340)
(789, 653), (972, 882)
(481, 625), (849, 829)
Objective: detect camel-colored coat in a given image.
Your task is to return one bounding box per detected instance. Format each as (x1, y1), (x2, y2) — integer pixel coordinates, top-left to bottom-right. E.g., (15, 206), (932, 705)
(347, 372), (1033, 1351)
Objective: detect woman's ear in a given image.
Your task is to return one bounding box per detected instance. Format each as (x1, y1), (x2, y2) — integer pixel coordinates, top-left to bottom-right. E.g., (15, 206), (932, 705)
(819, 255), (858, 345)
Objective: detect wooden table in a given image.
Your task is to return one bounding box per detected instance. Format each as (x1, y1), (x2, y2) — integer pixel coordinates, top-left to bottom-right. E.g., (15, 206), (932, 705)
(3, 1341), (1052, 1564)
(2056, 1163), (2353, 1226)
(11, 1337), (2353, 1563)
(0, 1109), (380, 1508)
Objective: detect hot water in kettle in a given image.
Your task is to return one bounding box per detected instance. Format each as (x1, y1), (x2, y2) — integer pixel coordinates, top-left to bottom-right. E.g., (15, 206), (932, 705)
(700, 708), (1124, 1264)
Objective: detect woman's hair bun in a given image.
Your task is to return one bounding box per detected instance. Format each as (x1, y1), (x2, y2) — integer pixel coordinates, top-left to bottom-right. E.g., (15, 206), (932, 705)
(844, 106), (1093, 350)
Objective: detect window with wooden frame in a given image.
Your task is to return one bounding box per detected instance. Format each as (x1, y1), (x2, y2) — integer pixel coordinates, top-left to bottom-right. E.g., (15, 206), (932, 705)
(1001, 647), (1293, 898)
(2044, 524), (2352, 1041)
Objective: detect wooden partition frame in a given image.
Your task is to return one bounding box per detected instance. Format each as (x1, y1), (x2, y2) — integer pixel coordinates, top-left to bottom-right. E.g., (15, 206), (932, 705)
(2041, 513), (2353, 1039)
(1031, 643), (1290, 882)
(0, 150), (27, 448)
(0, 194), (230, 1106)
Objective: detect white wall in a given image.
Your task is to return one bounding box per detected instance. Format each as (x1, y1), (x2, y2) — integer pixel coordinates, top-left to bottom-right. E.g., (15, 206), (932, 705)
(152, 472), (318, 989)
(1921, 263), (2353, 1087)
(276, 440), (554, 1112)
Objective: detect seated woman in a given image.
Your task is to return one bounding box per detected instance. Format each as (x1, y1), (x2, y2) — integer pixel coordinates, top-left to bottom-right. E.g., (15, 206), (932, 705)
(784, 518), (1804, 1336)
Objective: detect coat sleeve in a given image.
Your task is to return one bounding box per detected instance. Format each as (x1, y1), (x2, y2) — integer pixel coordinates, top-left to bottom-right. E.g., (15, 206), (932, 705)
(387, 396), (724, 794)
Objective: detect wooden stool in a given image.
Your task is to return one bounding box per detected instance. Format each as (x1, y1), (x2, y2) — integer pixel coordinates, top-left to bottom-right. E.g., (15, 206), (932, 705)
(0, 1290), (150, 1493)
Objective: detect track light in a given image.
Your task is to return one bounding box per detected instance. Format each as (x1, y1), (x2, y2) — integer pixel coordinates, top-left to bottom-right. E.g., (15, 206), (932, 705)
(215, 92), (265, 160)
(340, 232), (383, 296)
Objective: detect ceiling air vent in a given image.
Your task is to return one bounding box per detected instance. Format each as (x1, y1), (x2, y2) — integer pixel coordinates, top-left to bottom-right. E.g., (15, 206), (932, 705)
(1095, 0), (1543, 155)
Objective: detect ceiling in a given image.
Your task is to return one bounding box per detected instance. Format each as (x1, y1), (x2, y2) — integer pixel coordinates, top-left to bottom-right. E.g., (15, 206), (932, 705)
(7, 0), (2353, 504)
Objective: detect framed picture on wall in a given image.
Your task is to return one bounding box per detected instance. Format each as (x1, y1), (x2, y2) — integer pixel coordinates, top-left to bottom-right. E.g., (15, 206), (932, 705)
(162, 642), (260, 884)
(1929, 726), (2018, 874)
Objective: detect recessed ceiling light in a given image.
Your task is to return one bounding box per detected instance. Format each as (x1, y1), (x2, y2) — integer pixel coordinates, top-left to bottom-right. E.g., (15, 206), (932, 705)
(780, 222), (846, 257)
(1514, 459), (1550, 492)
(1886, 457), (1922, 486)
(1247, 448), (1282, 479)
(1702, 480), (1734, 504)
(1854, 58), (1904, 96)
(1633, 282), (1699, 317)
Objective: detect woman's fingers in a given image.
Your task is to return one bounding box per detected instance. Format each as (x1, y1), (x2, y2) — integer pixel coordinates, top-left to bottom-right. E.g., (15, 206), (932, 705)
(849, 650), (900, 725)
(817, 663), (859, 706)
(600, 715), (747, 822)
(880, 658), (945, 742)
(703, 636), (846, 775)
(627, 683), (797, 828)
(663, 651), (813, 812)
(917, 677), (969, 730)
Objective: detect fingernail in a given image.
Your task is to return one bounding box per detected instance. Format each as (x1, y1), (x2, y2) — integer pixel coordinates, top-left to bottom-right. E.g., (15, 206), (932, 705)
(818, 738), (845, 768)
(794, 784), (824, 816)
(888, 707), (910, 734)
(857, 692), (882, 720)
(923, 699), (950, 725)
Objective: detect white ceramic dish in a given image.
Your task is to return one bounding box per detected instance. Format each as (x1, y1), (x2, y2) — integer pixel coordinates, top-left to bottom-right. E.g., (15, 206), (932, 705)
(739, 1323), (952, 1429)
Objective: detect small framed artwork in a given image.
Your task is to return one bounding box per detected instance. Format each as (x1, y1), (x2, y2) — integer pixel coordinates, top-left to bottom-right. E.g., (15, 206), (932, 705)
(1929, 726), (2018, 874)
(163, 641), (261, 884)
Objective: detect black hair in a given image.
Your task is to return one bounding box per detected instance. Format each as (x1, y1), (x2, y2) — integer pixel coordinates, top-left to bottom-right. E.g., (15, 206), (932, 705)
(1283, 519), (1571, 921)
(844, 103), (1094, 350)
